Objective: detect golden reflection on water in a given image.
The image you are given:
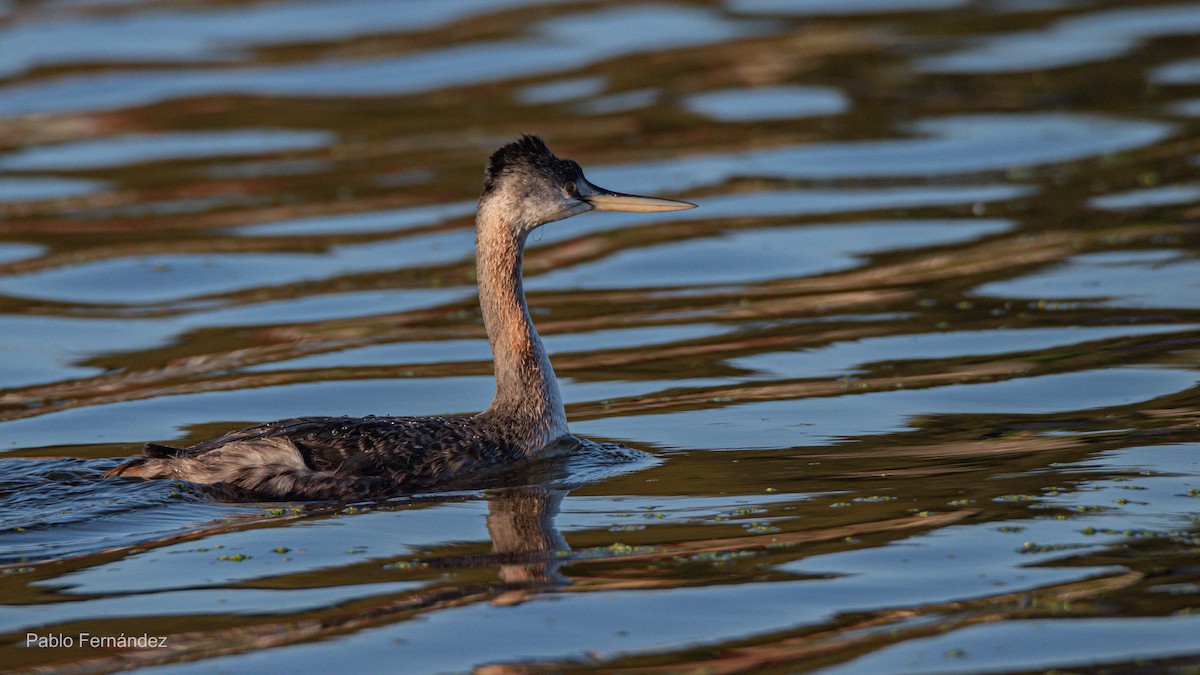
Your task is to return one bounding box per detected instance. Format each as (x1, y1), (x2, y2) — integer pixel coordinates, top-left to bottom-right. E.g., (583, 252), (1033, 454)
(1, 0), (1199, 671)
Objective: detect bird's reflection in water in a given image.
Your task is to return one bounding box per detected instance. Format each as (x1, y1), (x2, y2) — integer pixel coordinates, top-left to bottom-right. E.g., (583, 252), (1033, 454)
(486, 485), (570, 602)
(65, 485), (576, 670)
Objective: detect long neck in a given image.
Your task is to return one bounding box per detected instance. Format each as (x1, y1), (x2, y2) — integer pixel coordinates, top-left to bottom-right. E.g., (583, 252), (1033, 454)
(475, 200), (568, 449)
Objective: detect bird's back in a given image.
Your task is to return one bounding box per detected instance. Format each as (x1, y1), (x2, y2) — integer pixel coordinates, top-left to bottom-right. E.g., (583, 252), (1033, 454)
(105, 414), (529, 499)
(236, 414), (526, 480)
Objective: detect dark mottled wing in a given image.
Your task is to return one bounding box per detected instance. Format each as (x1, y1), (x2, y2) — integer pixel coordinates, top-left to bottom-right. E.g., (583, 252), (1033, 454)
(247, 416), (501, 483)
(184, 416), (335, 453)
(177, 414), (521, 490)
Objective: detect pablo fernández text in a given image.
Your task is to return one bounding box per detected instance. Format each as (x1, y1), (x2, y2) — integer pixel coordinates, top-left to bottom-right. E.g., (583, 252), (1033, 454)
(27, 632), (168, 649)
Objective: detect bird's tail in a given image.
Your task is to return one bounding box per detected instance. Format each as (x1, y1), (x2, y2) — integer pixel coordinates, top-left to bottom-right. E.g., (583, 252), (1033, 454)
(103, 440), (387, 500)
(102, 443), (182, 479)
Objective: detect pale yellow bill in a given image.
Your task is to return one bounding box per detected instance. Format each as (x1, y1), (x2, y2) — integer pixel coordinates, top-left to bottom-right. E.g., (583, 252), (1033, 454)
(584, 191), (697, 213)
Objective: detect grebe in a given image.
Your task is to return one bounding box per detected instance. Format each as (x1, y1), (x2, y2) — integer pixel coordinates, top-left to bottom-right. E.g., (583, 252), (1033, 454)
(103, 135), (695, 500)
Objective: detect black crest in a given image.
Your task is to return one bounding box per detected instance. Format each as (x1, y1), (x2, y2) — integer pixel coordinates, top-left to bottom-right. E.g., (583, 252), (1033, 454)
(482, 134), (579, 195)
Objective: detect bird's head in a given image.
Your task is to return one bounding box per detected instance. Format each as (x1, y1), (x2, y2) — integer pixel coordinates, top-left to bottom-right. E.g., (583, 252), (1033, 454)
(479, 135), (695, 234)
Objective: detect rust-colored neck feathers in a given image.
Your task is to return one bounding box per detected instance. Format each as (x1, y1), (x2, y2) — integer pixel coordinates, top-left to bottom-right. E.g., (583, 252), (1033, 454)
(474, 199), (568, 451)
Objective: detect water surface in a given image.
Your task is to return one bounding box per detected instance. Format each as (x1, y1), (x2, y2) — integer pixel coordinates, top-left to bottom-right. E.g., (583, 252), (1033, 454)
(1, 0), (1199, 672)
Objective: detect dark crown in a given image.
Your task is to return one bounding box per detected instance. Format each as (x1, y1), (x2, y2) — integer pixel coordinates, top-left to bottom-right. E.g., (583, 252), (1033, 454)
(482, 135), (577, 195)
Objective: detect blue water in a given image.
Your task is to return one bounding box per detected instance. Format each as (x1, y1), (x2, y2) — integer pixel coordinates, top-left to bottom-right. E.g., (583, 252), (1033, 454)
(1, 0), (1198, 672)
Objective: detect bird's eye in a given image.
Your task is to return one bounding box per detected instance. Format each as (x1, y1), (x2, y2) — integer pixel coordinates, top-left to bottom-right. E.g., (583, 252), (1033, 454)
(563, 180), (577, 194)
